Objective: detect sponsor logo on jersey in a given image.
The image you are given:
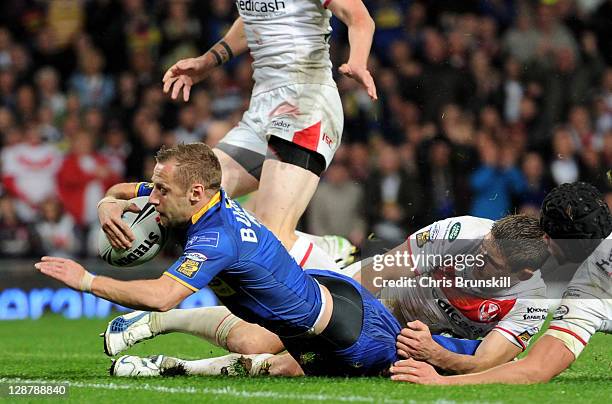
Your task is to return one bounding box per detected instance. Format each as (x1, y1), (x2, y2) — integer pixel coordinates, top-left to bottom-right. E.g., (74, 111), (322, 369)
(209, 277), (236, 297)
(416, 230), (431, 248)
(176, 258), (203, 278)
(236, 0), (286, 14)
(594, 256), (611, 277)
(435, 298), (486, 337)
(430, 223), (440, 240)
(448, 222), (461, 241)
(435, 276), (516, 323)
(186, 232), (220, 248)
(322, 132), (333, 148)
(523, 306), (548, 321)
(185, 252), (208, 262)
(517, 327), (539, 343)
(271, 120), (291, 130)
(553, 304), (569, 320)
(562, 289), (581, 298)
(478, 300), (501, 322)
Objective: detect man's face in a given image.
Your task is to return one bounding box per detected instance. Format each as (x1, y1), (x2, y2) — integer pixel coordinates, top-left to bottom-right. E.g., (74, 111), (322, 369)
(479, 234), (537, 281)
(148, 161), (192, 227)
(477, 235), (510, 278)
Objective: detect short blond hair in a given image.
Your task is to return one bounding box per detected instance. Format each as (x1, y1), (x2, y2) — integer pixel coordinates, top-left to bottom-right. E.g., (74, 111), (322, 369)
(491, 214), (548, 272)
(155, 143), (221, 192)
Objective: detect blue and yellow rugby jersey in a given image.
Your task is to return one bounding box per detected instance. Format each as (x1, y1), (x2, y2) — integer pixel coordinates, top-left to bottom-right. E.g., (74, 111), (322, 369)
(137, 184), (323, 337)
(135, 182), (154, 198)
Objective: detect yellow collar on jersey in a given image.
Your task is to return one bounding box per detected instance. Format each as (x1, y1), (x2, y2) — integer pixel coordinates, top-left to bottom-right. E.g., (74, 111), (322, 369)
(191, 191), (221, 224)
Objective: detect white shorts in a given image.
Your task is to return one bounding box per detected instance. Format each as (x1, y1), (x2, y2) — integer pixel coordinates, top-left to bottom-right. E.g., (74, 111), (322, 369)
(218, 83), (343, 171)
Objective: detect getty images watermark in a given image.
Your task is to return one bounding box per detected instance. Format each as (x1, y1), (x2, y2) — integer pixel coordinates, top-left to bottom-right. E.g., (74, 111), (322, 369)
(366, 250), (512, 289)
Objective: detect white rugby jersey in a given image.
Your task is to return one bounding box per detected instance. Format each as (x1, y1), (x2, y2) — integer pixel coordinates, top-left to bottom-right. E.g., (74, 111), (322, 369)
(236, 0), (335, 94)
(544, 232), (612, 358)
(1, 143), (63, 220)
(381, 216), (548, 349)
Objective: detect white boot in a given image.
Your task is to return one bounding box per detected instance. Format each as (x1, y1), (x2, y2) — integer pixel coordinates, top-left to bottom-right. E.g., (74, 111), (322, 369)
(103, 311), (156, 356)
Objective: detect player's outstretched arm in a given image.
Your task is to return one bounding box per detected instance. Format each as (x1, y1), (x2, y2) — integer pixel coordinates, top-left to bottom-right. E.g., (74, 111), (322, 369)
(327, 0), (377, 100)
(36, 256), (192, 312)
(397, 324), (523, 374)
(163, 17), (248, 102)
(391, 335), (576, 385)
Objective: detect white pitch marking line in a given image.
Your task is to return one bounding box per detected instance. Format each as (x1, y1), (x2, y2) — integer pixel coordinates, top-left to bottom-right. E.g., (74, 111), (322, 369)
(8, 352), (102, 359)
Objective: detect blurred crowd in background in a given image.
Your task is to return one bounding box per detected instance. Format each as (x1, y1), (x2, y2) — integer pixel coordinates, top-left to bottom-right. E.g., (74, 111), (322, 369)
(0, 0), (611, 259)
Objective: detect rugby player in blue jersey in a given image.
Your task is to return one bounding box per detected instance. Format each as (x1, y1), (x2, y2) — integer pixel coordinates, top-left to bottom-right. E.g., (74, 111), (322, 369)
(36, 142), (401, 377)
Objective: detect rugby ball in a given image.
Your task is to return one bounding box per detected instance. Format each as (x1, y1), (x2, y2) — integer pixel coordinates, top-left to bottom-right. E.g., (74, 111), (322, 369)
(98, 196), (168, 267)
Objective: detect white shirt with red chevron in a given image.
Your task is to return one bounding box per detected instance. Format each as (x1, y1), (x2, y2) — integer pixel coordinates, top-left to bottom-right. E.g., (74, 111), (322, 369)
(544, 232), (612, 358)
(381, 216), (548, 349)
(1, 142), (63, 221)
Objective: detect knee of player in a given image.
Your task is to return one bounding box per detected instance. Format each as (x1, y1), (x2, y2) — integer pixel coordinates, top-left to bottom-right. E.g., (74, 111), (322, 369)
(227, 333), (261, 354)
(268, 357), (303, 377)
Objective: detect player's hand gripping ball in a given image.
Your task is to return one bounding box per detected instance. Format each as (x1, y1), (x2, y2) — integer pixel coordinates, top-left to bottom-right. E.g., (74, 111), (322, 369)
(98, 197), (168, 267)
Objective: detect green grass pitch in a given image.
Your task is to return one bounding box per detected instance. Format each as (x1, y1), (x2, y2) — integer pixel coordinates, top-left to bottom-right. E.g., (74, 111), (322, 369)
(1, 315), (610, 403)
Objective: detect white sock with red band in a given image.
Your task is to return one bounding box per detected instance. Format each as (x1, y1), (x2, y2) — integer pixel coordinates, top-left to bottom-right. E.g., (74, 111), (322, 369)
(289, 235), (339, 270)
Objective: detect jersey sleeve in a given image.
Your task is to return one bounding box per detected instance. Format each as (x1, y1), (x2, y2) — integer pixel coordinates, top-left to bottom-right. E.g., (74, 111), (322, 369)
(544, 288), (608, 359)
(406, 217), (489, 275)
(492, 298), (548, 350)
(164, 233), (236, 291)
(135, 182), (153, 197)
(544, 245), (612, 359)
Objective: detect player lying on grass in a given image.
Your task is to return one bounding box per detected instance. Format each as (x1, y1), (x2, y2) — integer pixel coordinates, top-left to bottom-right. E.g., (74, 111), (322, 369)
(107, 214), (550, 377)
(37, 142), (409, 377)
(390, 182), (612, 384)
